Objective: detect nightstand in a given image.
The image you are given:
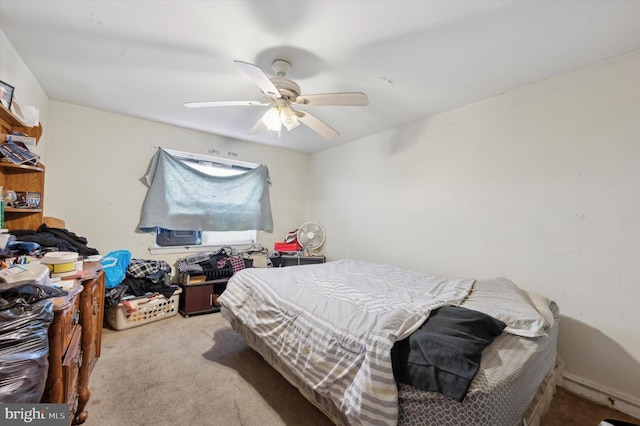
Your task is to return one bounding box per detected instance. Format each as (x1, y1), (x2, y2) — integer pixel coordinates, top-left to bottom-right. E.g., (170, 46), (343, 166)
(177, 278), (228, 318)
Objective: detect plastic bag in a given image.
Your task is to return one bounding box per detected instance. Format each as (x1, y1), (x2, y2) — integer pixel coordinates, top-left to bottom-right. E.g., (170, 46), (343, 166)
(101, 250), (132, 289)
(0, 299), (54, 402)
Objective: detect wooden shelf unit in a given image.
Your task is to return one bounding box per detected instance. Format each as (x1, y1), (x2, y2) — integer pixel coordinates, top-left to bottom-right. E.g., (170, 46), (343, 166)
(0, 103), (44, 230)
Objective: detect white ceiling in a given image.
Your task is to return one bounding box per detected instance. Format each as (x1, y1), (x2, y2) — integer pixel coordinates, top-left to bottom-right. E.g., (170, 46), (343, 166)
(1, 1), (639, 154)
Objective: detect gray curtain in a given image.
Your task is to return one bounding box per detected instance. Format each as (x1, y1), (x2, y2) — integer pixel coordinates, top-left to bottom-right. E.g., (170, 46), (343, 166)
(137, 148), (273, 232)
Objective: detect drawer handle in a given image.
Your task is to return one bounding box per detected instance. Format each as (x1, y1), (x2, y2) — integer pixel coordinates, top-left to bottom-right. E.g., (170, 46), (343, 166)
(72, 310), (80, 325)
(76, 350), (83, 368)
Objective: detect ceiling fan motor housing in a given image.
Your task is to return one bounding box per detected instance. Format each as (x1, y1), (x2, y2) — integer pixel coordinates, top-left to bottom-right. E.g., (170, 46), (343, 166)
(270, 76), (301, 100)
(269, 59), (300, 100)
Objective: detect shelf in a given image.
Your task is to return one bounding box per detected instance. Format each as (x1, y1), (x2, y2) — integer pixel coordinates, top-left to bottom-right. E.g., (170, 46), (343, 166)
(0, 103), (42, 142)
(0, 161), (44, 172)
(5, 207), (42, 213)
(178, 277), (230, 286)
(0, 103), (29, 127)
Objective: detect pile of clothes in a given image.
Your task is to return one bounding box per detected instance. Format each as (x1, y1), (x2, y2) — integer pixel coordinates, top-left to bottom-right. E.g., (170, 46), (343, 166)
(103, 251), (175, 307)
(176, 245), (280, 282)
(4, 224), (100, 258)
(176, 246), (247, 280)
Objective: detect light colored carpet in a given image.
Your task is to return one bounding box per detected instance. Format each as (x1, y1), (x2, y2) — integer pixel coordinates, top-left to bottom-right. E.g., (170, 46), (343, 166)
(83, 308), (640, 426)
(84, 311), (334, 426)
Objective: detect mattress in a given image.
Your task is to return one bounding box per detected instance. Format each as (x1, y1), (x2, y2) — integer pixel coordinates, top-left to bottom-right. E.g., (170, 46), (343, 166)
(219, 259), (559, 426)
(396, 302), (559, 425)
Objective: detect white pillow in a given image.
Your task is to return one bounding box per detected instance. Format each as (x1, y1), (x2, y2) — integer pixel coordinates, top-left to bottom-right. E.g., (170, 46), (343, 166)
(461, 278), (547, 337)
(520, 290), (554, 329)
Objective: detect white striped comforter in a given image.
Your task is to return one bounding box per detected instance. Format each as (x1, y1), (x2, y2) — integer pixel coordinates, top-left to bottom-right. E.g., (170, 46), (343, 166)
(218, 259), (474, 425)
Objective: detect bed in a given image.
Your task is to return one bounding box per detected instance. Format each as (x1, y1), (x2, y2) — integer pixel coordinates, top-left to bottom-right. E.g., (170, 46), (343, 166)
(218, 259), (559, 426)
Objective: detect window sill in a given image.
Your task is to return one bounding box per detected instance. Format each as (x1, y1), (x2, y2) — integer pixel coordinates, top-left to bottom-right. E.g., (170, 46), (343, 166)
(148, 243), (255, 255)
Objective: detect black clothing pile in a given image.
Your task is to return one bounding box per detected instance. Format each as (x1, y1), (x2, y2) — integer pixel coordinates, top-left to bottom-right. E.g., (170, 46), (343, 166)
(104, 258), (175, 307)
(10, 224), (100, 257)
(0, 282), (66, 311)
(176, 246), (252, 280)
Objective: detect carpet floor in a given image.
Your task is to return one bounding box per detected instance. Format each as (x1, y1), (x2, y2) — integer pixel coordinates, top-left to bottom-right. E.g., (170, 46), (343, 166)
(85, 311), (638, 426)
(86, 310), (332, 426)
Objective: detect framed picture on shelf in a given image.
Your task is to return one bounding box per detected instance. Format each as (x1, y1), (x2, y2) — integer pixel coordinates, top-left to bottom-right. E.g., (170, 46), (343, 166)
(0, 80), (14, 110)
(27, 191), (41, 209)
(14, 191), (28, 208)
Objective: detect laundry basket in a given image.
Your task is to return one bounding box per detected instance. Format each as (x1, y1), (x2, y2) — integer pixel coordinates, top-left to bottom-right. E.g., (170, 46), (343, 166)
(106, 287), (182, 331)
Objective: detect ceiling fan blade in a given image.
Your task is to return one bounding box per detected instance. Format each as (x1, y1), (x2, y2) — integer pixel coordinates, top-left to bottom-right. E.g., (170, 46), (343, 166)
(248, 108), (279, 135)
(248, 111), (269, 135)
(234, 60), (281, 98)
(295, 92), (369, 107)
(295, 110), (339, 140)
(184, 100), (268, 108)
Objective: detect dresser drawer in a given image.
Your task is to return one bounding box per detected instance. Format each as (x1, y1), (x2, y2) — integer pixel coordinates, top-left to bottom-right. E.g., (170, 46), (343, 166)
(53, 295), (81, 353)
(62, 324), (82, 404)
(42, 285), (83, 404)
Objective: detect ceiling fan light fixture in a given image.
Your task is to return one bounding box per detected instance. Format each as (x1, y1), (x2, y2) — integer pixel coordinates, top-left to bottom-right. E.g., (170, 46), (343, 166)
(280, 107), (300, 131)
(262, 107), (282, 132)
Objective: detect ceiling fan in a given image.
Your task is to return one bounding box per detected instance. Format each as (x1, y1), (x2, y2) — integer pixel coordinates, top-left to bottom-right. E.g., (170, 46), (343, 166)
(184, 60), (369, 140)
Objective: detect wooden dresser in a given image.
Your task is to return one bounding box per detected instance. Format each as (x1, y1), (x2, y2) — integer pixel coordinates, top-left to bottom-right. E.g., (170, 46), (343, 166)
(41, 262), (105, 425)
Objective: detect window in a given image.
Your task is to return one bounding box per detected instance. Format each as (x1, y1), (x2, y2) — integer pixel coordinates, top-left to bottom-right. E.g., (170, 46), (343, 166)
(149, 149), (261, 253)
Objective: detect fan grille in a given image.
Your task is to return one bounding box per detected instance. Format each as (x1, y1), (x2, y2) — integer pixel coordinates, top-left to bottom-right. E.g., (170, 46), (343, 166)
(297, 222), (325, 250)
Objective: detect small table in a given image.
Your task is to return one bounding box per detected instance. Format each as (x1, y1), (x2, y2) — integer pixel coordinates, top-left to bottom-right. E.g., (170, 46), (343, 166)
(177, 278), (229, 318)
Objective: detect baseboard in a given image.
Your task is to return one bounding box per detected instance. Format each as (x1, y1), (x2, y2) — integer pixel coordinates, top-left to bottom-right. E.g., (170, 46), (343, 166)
(562, 372), (640, 420)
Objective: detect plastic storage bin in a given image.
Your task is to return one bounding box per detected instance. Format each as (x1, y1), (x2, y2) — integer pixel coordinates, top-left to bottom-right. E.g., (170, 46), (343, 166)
(106, 287), (182, 330)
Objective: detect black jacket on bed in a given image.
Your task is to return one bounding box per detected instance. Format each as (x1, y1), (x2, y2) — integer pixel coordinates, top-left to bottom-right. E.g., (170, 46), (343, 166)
(391, 305), (506, 402)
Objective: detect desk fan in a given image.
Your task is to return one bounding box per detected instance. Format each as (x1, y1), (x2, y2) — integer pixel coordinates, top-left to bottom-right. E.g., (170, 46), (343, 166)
(297, 222), (325, 255)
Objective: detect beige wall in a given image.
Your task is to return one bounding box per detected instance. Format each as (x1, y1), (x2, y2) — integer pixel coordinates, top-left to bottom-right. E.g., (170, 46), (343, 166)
(43, 101), (310, 266)
(308, 50), (640, 403)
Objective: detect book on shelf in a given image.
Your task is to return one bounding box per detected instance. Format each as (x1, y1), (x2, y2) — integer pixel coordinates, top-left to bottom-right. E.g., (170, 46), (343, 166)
(27, 191), (41, 209)
(10, 140), (39, 164)
(0, 144), (25, 164)
(1, 133), (37, 153)
(0, 141), (39, 165)
(14, 191), (28, 208)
